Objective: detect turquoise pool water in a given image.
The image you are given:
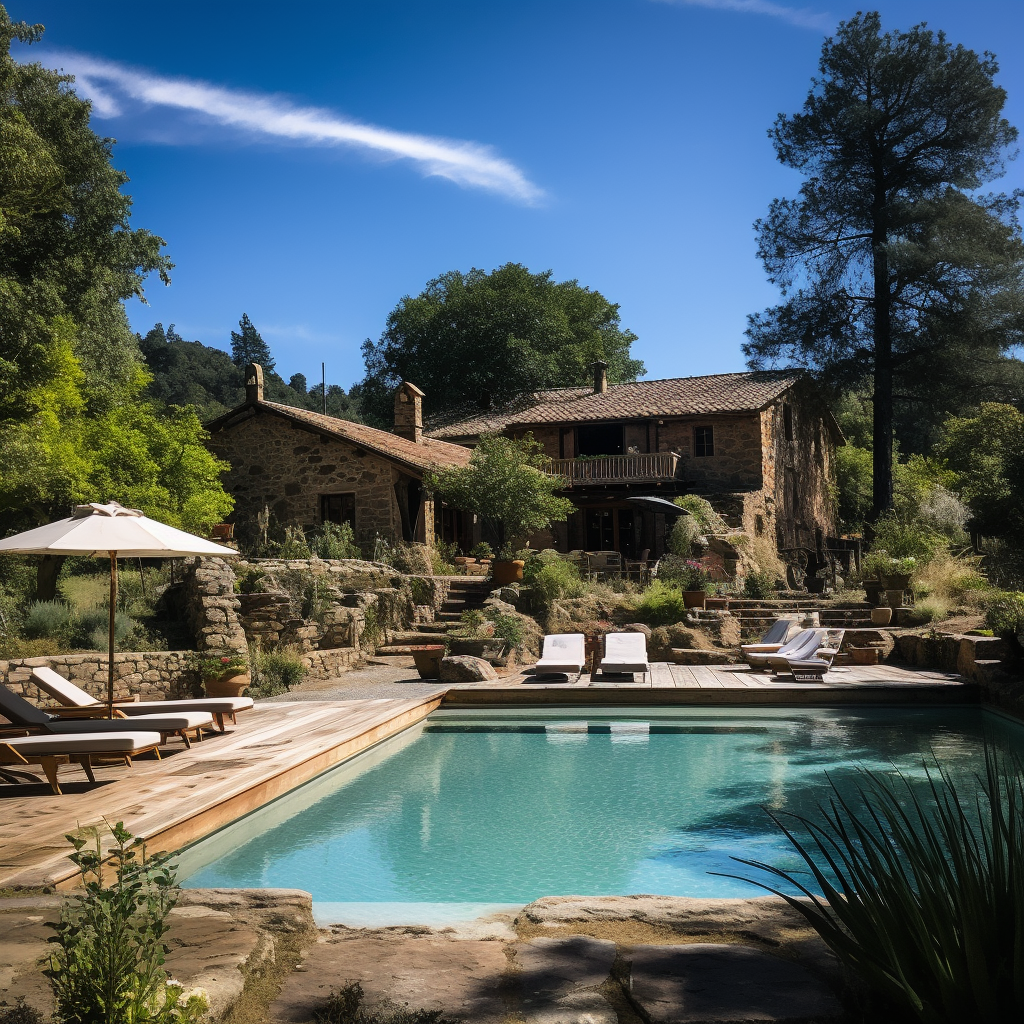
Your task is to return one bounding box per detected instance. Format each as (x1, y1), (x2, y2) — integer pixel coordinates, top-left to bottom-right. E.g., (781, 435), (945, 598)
(180, 706), (1020, 917)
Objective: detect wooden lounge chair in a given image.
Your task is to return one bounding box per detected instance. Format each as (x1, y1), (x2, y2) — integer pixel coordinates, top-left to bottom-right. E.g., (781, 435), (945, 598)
(0, 683), (213, 748)
(534, 634), (587, 679)
(0, 731), (163, 794)
(745, 628), (827, 672)
(31, 666), (253, 732)
(739, 617), (800, 658)
(598, 633), (651, 678)
(786, 630), (846, 682)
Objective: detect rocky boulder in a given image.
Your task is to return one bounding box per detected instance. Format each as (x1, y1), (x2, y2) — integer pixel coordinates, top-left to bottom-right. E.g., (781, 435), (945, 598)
(439, 655), (497, 683)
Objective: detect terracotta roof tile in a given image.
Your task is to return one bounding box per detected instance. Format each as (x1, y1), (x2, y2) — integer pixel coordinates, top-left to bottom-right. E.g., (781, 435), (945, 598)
(213, 401), (472, 472)
(427, 371), (802, 439)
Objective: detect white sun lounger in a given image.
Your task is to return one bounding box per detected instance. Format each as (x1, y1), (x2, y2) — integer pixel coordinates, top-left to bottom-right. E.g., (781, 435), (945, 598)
(740, 617), (800, 657)
(0, 683), (213, 748)
(31, 666), (253, 731)
(598, 633), (651, 676)
(745, 628), (827, 672)
(534, 634), (587, 677)
(0, 731), (163, 794)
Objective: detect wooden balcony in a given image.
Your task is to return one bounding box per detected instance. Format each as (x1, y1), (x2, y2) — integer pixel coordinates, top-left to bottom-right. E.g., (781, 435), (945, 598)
(543, 452), (681, 486)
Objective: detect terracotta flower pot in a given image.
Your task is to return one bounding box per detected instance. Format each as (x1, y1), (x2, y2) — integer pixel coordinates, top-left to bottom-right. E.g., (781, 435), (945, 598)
(411, 645), (445, 679)
(492, 560), (525, 585)
(870, 607), (893, 626)
(683, 590), (707, 609)
(205, 671), (250, 698)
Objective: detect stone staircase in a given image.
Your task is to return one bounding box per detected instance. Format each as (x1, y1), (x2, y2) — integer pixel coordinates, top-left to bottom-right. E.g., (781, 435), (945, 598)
(376, 577), (494, 654)
(695, 596), (874, 639)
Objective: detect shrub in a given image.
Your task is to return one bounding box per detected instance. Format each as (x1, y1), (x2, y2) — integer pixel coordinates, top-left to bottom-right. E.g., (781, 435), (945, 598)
(77, 608), (138, 650)
(743, 571), (776, 600)
(391, 542), (433, 576)
(0, 999), (44, 1024)
(277, 524), (312, 559)
(632, 580), (687, 625)
(905, 596), (949, 625)
(409, 576), (434, 606)
(248, 643), (306, 698)
(488, 612), (525, 648)
(469, 541), (493, 559)
(914, 554), (988, 605)
(985, 592), (1024, 639)
(656, 558), (712, 592)
(236, 567), (267, 594)
(22, 600), (75, 639)
(729, 748), (1024, 1024)
(49, 822), (207, 1024)
(311, 522), (362, 560)
(871, 516), (945, 563)
(530, 560), (586, 607)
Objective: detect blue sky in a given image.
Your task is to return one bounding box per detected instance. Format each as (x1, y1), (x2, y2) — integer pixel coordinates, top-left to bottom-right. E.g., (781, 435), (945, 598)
(10, 0), (1024, 392)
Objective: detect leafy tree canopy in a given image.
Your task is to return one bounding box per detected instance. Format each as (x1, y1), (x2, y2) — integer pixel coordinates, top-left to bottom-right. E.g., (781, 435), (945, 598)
(424, 433), (575, 559)
(360, 263), (644, 426)
(743, 11), (1024, 519)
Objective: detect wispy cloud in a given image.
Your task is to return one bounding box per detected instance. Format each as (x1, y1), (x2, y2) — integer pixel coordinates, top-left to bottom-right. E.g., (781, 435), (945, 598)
(34, 50), (543, 204)
(653, 0), (831, 31)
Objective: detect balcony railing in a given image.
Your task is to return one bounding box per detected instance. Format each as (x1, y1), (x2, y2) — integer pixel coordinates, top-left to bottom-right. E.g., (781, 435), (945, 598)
(543, 452), (681, 485)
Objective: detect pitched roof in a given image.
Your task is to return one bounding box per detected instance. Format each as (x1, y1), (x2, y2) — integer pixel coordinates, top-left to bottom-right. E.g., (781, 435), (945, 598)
(207, 400), (472, 472)
(427, 371), (804, 439)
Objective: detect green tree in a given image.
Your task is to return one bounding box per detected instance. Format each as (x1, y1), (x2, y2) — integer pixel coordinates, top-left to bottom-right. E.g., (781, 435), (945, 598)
(743, 12), (1024, 520)
(360, 263), (644, 426)
(423, 433), (575, 559)
(229, 313), (274, 372)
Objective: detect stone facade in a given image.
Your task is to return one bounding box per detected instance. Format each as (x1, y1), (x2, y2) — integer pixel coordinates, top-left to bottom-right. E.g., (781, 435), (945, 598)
(181, 557), (248, 654)
(207, 413), (408, 550)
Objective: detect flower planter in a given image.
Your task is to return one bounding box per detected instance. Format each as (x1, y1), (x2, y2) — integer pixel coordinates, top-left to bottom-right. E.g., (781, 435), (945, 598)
(447, 637), (512, 666)
(204, 671), (250, 698)
(410, 645), (445, 679)
(492, 560), (525, 586)
(849, 646), (880, 666)
(863, 582), (884, 606)
(882, 573), (912, 592)
(870, 606), (893, 626)
(683, 590), (707, 609)
(886, 588), (906, 609)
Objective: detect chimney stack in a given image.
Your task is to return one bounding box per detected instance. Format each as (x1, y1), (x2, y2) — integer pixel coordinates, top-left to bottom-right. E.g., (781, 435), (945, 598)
(592, 360), (608, 394)
(245, 363), (264, 404)
(394, 381), (425, 443)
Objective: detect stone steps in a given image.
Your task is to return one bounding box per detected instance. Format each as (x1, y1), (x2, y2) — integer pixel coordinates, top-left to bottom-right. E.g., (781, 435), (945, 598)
(388, 630), (449, 645)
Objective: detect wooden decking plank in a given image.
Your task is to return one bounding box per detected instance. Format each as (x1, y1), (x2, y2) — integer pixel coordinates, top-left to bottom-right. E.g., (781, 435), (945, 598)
(649, 663), (676, 688)
(687, 665), (725, 688)
(667, 664), (698, 687)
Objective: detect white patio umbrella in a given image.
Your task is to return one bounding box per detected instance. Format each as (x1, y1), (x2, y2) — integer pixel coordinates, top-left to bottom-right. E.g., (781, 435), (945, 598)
(0, 502), (238, 716)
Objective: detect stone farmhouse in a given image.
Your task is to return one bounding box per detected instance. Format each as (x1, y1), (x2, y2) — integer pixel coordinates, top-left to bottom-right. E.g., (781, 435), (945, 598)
(428, 364), (843, 561)
(205, 365), (470, 549)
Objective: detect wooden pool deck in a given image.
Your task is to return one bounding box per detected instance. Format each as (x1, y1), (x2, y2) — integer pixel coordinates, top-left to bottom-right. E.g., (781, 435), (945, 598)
(0, 663), (974, 889)
(0, 696), (441, 890)
(442, 661), (973, 706)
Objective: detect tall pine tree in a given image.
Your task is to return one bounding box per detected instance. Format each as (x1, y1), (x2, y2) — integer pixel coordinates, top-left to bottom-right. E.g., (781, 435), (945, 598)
(230, 313), (275, 372)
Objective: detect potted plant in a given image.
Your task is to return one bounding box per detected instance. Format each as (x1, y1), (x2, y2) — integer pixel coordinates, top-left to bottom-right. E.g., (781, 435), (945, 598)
(677, 559), (713, 609)
(196, 652), (250, 697)
(410, 645), (445, 679)
(881, 556), (916, 592)
(424, 434), (575, 586)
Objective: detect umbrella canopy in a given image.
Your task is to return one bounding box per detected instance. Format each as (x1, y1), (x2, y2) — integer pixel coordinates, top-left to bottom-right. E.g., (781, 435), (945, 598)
(625, 496), (691, 517)
(0, 502), (238, 714)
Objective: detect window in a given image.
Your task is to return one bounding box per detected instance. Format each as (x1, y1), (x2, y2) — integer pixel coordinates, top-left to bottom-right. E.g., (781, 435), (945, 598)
(694, 426), (714, 457)
(320, 492), (355, 529)
(576, 423), (624, 456)
(783, 403), (794, 442)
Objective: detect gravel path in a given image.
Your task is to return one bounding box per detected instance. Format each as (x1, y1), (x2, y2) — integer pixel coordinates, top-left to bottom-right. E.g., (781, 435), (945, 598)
(256, 659), (446, 703)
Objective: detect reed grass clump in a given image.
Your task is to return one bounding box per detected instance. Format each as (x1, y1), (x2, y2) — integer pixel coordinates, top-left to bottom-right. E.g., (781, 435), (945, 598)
(728, 748), (1024, 1024)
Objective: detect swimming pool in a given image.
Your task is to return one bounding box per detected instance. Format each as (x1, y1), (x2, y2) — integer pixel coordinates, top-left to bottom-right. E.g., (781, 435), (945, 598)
(179, 706), (1019, 924)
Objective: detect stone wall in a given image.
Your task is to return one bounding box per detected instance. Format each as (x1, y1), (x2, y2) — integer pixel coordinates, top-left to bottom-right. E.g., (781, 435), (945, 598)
(658, 414), (763, 492)
(2, 651), (195, 706)
(181, 557), (248, 654)
(206, 410), (409, 549)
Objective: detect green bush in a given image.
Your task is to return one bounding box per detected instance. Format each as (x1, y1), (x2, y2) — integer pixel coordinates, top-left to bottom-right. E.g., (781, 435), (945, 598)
(277, 524), (312, 559)
(469, 541), (494, 559)
(904, 596), (949, 625)
(49, 822), (207, 1024)
(731, 748), (1024, 1024)
(872, 516), (945, 563)
(248, 644), (307, 698)
(22, 600), (75, 639)
(529, 560), (586, 606)
(0, 999), (44, 1024)
(632, 580), (687, 625)
(743, 571), (777, 600)
(236, 567), (267, 594)
(311, 522), (362, 560)
(488, 612), (525, 648)
(985, 592), (1024, 639)
(78, 608), (138, 650)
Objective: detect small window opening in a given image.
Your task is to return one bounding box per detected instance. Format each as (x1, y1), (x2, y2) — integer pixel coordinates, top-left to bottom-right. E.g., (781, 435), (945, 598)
(754, 514), (765, 536)
(694, 426), (714, 458)
(783, 404), (794, 442)
(321, 492), (355, 529)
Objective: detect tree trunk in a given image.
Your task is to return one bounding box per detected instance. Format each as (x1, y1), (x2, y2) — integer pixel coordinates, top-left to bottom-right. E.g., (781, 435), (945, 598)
(35, 555), (66, 601)
(871, 178), (895, 522)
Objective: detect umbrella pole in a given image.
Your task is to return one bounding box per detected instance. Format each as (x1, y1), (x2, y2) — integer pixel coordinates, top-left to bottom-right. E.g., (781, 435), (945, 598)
(108, 551), (117, 718)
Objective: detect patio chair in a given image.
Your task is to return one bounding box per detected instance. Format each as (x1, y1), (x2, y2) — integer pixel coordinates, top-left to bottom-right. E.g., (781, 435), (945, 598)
(31, 666), (253, 732)
(597, 632), (651, 677)
(744, 628), (827, 672)
(785, 630), (846, 682)
(739, 617), (801, 657)
(0, 683), (213, 748)
(533, 633), (587, 679)
(0, 730), (163, 794)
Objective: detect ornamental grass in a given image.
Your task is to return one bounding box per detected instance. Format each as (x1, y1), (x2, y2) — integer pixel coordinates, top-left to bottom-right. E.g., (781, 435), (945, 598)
(726, 748), (1024, 1024)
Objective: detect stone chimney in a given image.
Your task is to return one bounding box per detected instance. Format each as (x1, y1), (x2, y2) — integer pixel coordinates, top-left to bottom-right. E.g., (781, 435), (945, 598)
(394, 381), (425, 443)
(592, 360), (608, 394)
(245, 363), (264, 404)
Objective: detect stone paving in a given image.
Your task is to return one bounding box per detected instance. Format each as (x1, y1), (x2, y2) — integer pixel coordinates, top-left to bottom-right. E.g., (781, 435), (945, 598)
(259, 658), (445, 703)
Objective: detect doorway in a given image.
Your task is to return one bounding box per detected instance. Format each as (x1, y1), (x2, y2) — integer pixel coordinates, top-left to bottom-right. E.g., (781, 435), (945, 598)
(584, 506), (639, 556)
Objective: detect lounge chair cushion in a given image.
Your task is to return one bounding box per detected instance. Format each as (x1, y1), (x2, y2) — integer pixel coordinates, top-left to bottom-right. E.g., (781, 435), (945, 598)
(600, 633), (650, 673)
(30, 667), (253, 714)
(536, 633), (586, 674)
(0, 732), (163, 755)
(45, 712), (212, 734)
(746, 629), (826, 669)
(740, 618), (798, 654)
